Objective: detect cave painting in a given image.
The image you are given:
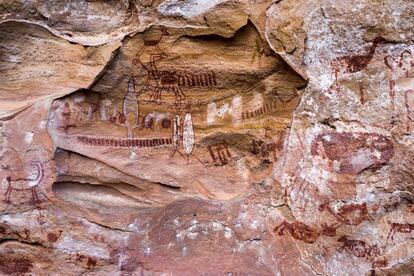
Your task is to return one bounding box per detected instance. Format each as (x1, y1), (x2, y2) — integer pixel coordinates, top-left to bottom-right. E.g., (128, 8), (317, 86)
(118, 76), (140, 138)
(331, 37), (382, 84)
(47, 23), (304, 202)
(273, 219), (388, 268)
(132, 26), (217, 106)
(337, 235), (387, 268)
(0, 148), (44, 204)
(170, 112), (203, 165)
(273, 219), (338, 244)
(252, 129), (284, 163)
(274, 220), (321, 244)
(76, 135), (172, 148)
(331, 37), (384, 100)
(207, 143), (233, 166)
(311, 132), (394, 174)
(319, 201), (370, 226)
(386, 221), (414, 243)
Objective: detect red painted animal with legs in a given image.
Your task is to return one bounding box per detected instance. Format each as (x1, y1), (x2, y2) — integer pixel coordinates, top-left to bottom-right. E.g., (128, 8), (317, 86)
(386, 220), (414, 243)
(1, 148), (44, 204)
(274, 220), (320, 243)
(319, 202), (370, 226)
(3, 161), (43, 203)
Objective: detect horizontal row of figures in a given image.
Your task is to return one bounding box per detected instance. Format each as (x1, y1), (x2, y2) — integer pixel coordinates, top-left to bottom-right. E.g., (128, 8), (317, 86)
(50, 93), (293, 135)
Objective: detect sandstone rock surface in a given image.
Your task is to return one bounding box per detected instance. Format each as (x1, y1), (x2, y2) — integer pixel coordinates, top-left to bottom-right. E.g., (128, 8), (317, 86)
(0, 0), (413, 275)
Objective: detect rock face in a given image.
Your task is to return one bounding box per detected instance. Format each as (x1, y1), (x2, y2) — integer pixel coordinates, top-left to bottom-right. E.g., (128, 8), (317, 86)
(0, 0), (413, 275)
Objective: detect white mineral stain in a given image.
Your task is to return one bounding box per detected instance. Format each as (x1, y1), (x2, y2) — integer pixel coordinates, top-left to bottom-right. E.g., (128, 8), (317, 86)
(173, 218), (181, 226)
(38, 120), (47, 129)
(24, 132), (34, 144)
(73, 94), (85, 103)
(207, 102), (217, 124)
(372, 149), (382, 159)
(129, 151), (137, 160)
(158, 0), (222, 18)
(217, 103), (230, 117)
(1, 214), (31, 226)
(56, 235), (109, 259)
(224, 226), (233, 239)
(176, 232), (184, 241)
(187, 224), (199, 239)
(232, 96), (242, 124)
(251, 92), (264, 110)
(187, 232), (198, 239)
(300, 166), (333, 196)
(211, 221), (223, 231)
(250, 220), (259, 230)
(7, 55), (22, 63)
(350, 149), (373, 171)
(333, 160), (341, 172)
(144, 247), (151, 256)
(236, 158), (249, 181)
(182, 246), (188, 256)
(127, 222), (139, 231)
(322, 134), (331, 141)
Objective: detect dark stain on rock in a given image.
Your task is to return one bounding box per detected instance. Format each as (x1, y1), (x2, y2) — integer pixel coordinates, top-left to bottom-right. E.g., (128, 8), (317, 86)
(47, 232), (59, 243)
(0, 256), (33, 274)
(87, 257), (97, 269)
(76, 254), (86, 263)
(311, 132), (394, 174)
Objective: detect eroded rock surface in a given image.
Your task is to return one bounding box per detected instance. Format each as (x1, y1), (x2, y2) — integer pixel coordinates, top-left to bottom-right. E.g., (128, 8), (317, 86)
(0, 0), (413, 275)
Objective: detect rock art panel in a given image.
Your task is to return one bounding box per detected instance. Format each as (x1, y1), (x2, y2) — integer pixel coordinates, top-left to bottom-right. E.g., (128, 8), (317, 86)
(271, 2), (414, 274)
(48, 23), (304, 205)
(1, 1), (414, 275)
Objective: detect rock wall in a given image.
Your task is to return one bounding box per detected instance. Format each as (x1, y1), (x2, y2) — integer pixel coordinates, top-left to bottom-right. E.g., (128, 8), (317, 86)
(0, 0), (413, 275)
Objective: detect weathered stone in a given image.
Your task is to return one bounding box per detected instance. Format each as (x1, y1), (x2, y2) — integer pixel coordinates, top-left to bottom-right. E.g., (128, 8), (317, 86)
(0, 21), (121, 119)
(1, 0), (414, 275)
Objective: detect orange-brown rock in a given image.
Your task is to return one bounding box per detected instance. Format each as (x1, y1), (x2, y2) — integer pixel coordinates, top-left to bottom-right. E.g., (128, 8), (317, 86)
(1, 1), (414, 275)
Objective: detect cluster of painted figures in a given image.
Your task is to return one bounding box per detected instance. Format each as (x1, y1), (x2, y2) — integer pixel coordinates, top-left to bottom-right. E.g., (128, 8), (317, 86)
(131, 26), (217, 106)
(52, 31), (287, 167)
(2, 32), (413, 273)
(272, 43), (414, 269)
(275, 201), (414, 269)
(332, 38), (414, 131)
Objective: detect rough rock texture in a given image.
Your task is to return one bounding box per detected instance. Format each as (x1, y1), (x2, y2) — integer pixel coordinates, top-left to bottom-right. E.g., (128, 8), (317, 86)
(0, 0), (413, 275)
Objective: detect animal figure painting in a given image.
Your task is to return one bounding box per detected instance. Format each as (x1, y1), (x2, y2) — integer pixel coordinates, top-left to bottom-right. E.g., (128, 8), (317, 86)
(1, 148), (44, 204)
(3, 161), (43, 203)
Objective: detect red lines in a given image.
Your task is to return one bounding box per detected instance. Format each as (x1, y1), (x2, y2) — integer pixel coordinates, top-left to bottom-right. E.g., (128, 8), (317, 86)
(242, 102), (277, 120)
(178, 72), (217, 88)
(76, 135), (172, 148)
